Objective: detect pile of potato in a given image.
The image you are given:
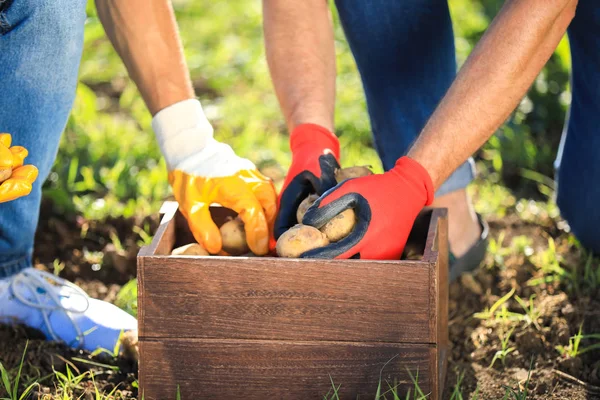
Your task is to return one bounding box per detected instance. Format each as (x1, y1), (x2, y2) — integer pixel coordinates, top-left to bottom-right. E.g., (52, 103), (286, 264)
(275, 166), (372, 258)
(171, 166), (372, 258)
(171, 217), (250, 256)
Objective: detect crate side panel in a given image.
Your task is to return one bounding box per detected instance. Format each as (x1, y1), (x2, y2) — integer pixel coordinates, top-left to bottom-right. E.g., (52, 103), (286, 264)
(139, 339), (433, 400)
(140, 257), (432, 342)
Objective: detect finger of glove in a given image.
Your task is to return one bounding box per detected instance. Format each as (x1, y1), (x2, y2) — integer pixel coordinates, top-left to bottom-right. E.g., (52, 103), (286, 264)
(10, 146), (28, 168)
(0, 145), (12, 168)
(0, 134), (11, 148)
(274, 171), (319, 239)
(216, 179), (270, 255)
(241, 170), (278, 229)
(0, 179), (33, 203)
(11, 165), (38, 183)
(301, 193), (371, 259)
(186, 203), (222, 254)
(250, 179), (277, 230)
(315, 153), (340, 195)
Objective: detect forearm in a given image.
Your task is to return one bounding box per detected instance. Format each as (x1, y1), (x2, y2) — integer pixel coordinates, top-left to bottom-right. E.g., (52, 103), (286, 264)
(95, 0), (194, 115)
(409, 0), (577, 188)
(263, 0), (336, 132)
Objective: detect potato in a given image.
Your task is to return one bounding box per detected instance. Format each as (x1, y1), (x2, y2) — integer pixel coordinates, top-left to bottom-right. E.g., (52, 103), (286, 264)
(0, 167), (12, 183)
(220, 217), (249, 256)
(276, 224), (329, 258)
(335, 166), (372, 183)
(296, 194), (319, 223)
(320, 208), (356, 242)
(171, 243), (209, 256)
(120, 330), (139, 362)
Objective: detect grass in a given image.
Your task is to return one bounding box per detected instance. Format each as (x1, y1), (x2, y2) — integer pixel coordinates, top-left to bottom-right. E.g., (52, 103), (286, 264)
(489, 327), (516, 368)
(0, 342), (37, 400)
(556, 324), (600, 359)
(324, 367), (428, 400)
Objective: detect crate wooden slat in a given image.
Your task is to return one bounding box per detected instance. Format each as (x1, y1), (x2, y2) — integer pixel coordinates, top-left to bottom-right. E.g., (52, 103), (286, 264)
(140, 339), (434, 400)
(138, 202), (448, 400)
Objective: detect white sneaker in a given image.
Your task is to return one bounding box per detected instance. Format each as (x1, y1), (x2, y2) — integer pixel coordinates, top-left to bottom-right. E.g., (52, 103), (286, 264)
(0, 267), (137, 353)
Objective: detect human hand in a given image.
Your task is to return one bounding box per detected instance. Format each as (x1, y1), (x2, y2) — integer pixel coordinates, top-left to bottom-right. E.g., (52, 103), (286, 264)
(301, 157), (434, 259)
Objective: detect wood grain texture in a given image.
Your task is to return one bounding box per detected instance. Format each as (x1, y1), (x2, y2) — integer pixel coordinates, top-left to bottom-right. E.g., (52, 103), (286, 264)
(139, 256), (431, 342)
(433, 209), (449, 398)
(139, 339), (435, 400)
(138, 203), (448, 399)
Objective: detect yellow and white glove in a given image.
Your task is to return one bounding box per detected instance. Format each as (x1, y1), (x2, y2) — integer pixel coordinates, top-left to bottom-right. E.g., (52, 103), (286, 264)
(153, 99), (276, 255)
(0, 134), (38, 203)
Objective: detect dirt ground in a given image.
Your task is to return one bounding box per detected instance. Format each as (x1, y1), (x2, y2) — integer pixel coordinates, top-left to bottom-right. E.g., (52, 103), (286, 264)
(1, 198), (600, 399)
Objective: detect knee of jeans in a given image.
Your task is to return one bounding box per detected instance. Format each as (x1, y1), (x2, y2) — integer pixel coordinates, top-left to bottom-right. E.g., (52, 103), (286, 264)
(557, 189), (600, 254)
(2, 0), (87, 95)
(34, 0), (87, 45)
(2, 0), (86, 43)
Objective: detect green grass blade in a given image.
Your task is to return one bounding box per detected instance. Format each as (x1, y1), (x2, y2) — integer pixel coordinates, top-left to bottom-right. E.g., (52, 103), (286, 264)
(71, 357), (119, 371)
(18, 382), (37, 400)
(374, 378), (381, 400)
(489, 288), (516, 315)
(13, 341), (28, 400)
(0, 363), (12, 400)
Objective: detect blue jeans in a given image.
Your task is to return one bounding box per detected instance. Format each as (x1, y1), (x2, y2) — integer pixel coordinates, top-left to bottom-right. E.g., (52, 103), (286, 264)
(335, 0), (475, 196)
(0, 0), (87, 278)
(336, 0), (600, 253)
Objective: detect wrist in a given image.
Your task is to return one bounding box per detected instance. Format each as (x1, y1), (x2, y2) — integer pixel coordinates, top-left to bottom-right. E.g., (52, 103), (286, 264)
(290, 123), (340, 160)
(152, 99), (214, 170)
(392, 156), (435, 206)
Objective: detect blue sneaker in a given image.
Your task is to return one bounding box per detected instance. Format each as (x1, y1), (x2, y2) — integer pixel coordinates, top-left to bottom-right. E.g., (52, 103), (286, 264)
(0, 268), (137, 353)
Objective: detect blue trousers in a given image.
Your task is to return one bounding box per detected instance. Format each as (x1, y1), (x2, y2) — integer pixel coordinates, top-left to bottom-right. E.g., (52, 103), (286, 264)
(0, 0), (87, 277)
(336, 0), (600, 253)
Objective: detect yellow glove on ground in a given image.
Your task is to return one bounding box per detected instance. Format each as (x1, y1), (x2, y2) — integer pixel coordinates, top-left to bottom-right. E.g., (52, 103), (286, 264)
(153, 100), (276, 255)
(0, 134), (38, 203)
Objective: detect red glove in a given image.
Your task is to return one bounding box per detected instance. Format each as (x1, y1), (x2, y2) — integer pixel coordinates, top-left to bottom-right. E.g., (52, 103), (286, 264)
(275, 124), (340, 239)
(301, 156), (434, 259)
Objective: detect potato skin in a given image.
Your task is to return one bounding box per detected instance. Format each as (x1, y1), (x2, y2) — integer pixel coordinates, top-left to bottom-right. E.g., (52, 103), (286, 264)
(220, 217), (250, 256)
(335, 166), (372, 183)
(319, 208), (356, 242)
(296, 194), (319, 224)
(171, 243), (209, 256)
(276, 224), (330, 258)
(0, 167), (12, 183)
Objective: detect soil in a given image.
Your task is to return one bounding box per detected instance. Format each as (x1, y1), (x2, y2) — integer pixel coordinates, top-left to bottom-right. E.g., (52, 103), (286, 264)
(0, 199), (155, 399)
(443, 213), (600, 400)
(1, 197), (600, 399)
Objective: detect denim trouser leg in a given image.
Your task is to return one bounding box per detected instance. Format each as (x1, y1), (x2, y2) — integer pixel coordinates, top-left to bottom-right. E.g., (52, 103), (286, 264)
(556, 0), (600, 254)
(0, 0), (86, 277)
(334, 0), (475, 196)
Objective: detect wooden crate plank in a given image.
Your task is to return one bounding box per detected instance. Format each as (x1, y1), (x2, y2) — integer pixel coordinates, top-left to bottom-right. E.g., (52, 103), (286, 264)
(139, 339), (434, 400)
(432, 209), (449, 397)
(139, 256), (432, 343)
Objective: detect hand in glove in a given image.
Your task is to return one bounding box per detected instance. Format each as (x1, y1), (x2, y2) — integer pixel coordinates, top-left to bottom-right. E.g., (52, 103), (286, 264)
(275, 123), (340, 239)
(301, 156), (434, 259)
(153, 100), (276, 255)
(0, 134), (38, 203)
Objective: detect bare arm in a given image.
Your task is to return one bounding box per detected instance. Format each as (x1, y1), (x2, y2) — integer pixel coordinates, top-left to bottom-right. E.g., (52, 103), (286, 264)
(95, 0), (194, 116)
(263, 0), (336, 132)
(408, 0), (578, 188)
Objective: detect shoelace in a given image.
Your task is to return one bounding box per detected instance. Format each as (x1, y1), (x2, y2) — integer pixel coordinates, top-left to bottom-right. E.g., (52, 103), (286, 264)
(9, 269), (90, 348)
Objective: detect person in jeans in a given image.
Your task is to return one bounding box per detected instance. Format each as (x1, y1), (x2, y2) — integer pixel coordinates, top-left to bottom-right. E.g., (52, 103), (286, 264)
(264, 0), (592, 276)
(0, 0), (276, 352)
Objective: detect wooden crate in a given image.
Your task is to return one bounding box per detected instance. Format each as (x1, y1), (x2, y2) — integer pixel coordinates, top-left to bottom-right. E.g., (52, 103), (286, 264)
(138, 202), (448, 400)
